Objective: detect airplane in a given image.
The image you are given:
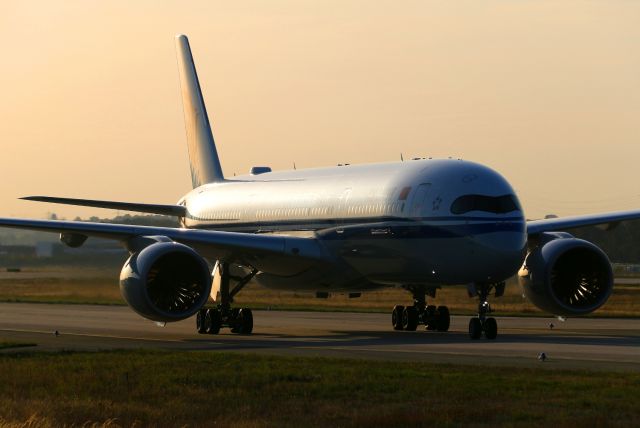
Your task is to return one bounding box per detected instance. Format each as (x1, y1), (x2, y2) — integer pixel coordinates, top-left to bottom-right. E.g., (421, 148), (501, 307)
(1, 34), (638, 340)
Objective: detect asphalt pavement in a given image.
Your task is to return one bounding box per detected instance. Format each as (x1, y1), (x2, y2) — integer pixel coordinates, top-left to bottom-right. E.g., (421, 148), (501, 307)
(0, 303), (638, 371)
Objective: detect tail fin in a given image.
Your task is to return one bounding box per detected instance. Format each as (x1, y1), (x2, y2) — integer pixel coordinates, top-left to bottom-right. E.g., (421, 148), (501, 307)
(175, 34), (224, 187)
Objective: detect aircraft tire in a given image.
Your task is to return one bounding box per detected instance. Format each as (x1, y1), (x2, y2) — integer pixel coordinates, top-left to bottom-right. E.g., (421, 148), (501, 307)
(230, 308), (241, 333)
(196, 308), (207, 334)
(236, 308), (253, 334)
(436, 306), (450, 332)
(205, 308), (222, 335)
(468, 318), (482, 340)
(424, 305), (437, 330)
(483, 317), (498, 340)
(402, 306), (419, 331)
(392, 305), (405, 330)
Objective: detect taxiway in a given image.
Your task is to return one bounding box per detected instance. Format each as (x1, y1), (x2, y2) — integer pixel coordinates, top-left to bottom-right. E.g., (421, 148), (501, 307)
(0, 303), (638, 371)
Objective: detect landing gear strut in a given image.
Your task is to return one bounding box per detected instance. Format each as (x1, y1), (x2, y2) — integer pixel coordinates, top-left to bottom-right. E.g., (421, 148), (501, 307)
(391, 285), (450, 332)
(196, 262), (257, 335)
(467, 282), (504, 340)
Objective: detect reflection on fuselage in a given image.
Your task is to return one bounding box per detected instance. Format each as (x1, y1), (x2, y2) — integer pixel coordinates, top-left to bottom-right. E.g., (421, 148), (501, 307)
(182, 159), (527, 289)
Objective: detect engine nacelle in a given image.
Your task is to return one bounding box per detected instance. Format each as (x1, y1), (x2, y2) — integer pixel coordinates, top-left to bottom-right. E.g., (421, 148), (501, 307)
(120, 241), (212, 322)
(518, 233), (613, 316)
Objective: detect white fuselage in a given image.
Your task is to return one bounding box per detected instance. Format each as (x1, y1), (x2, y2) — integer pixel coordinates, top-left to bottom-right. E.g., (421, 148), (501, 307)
(180, 159), (527, 291)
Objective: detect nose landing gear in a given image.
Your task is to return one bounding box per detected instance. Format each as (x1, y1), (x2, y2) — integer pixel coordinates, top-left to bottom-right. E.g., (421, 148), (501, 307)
(391, 286), (450, 333)
(467, 282), (504, 340)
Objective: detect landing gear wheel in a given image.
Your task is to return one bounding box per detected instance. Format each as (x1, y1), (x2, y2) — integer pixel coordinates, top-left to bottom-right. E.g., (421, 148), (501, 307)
(402, 306), (419, 331)
(436, 306), (450, 332)
(392, 305), (405, 330)
(483, 317), (498, 340)
(469, 318), (482, 340)
(204, 308), (222, 335)
(234, 308), (253, 334)
(424, 305), (437, 330)
(229, 308), (242, 333)
(196, 308), (207, 334)
(468, 282), (503, 340)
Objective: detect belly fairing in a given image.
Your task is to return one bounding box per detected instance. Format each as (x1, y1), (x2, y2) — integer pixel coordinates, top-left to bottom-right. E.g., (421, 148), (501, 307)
(315, 219), (527, 286)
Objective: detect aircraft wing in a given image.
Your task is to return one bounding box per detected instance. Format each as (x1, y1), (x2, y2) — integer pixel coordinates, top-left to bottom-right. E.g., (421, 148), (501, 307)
(20, 196), (186, 217)
(0, 217), (328, 268)
(527, 209), (640, 235)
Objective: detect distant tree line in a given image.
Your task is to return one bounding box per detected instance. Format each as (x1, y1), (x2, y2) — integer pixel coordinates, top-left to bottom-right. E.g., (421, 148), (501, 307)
(570, 221), (640, 263)
(76, 214), (180, 228)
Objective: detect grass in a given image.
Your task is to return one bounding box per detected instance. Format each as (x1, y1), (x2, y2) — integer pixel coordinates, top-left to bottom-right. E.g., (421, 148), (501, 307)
(0, 350), (638, 427)
(0, 276), (123, 306)
(0, 342), (35, 350)
(1, 268), (639, 318)
(0, 278), (538, 312)
(232, 281), (640, 318)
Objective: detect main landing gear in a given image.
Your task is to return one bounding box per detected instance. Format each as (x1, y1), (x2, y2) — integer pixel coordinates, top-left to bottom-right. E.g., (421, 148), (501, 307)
(196, 262), (257, 335)
(391, 286), (450, 332)
(467, 282), (504, 340)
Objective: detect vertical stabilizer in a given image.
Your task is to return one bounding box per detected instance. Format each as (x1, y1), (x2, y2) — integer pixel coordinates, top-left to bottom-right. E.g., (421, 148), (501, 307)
(175, 34), (224, 187)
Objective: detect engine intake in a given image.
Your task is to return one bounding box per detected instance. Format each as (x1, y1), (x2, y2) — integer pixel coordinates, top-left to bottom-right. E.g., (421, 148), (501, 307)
(120, 241), (211, 322)
(518, 233), (613, 316)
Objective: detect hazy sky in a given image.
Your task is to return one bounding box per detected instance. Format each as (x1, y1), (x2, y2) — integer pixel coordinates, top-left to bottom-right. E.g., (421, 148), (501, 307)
(1, 1), (639, 220)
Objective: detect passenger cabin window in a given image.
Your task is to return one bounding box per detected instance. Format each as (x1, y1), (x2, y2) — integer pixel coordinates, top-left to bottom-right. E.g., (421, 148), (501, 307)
(451, 194), (520, 215)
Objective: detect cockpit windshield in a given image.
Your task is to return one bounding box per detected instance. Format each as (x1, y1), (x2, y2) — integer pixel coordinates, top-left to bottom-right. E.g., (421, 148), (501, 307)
(451, 194), (520, 215)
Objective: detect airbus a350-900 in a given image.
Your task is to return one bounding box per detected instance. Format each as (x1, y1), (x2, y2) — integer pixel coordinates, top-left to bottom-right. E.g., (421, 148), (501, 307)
(1, 35), (636, 339)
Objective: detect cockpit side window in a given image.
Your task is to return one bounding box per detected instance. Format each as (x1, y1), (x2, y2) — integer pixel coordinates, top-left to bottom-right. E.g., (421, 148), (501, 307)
(451, 194), (520, 215)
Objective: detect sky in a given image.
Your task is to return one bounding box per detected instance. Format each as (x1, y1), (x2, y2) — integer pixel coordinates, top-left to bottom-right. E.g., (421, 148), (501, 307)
(1, 0), (639, 220)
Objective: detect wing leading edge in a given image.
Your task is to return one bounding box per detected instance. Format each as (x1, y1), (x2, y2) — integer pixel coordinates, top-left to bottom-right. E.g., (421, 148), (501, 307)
(0, 217), (328, 272)
(527, 209), (640, 235)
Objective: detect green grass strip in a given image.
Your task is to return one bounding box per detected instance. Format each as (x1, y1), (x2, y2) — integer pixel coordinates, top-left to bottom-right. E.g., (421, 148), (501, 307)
(0, 350), (638, 427)
(0, 341), (36, 350)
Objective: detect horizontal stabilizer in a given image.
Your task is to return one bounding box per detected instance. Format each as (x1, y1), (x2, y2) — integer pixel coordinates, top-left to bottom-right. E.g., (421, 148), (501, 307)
(21, 196), (186, 217)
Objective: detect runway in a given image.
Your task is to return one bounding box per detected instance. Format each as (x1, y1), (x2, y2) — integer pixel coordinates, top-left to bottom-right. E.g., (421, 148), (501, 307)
(0, 303), (639, 371)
